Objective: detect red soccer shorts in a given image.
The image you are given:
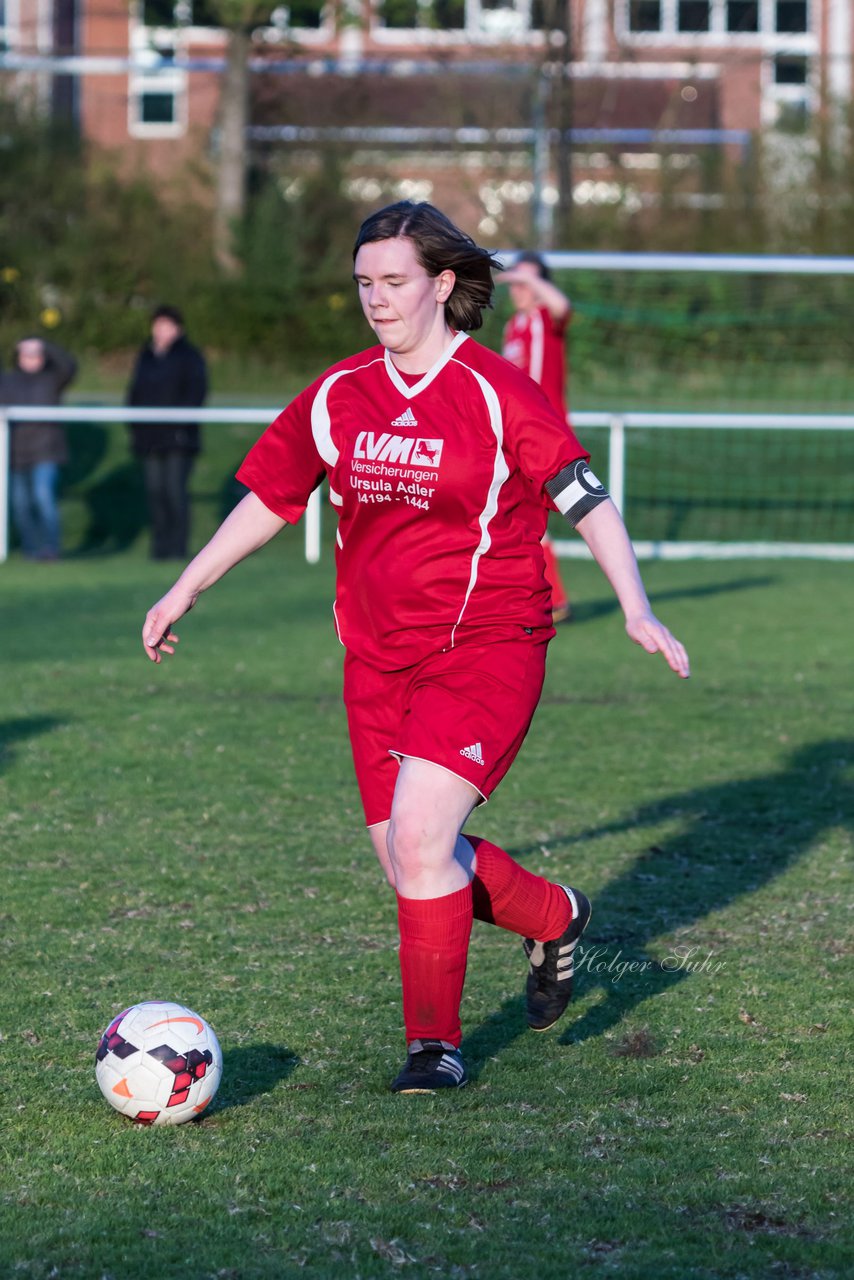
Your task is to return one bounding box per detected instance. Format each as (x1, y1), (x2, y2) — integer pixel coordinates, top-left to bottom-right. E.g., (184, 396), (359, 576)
(343, 626), (551, 827)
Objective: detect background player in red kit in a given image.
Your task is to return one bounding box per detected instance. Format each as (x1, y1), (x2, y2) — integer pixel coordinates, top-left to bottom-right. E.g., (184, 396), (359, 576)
(142, 202), (690, 1095)
(498, 250), (574, 622)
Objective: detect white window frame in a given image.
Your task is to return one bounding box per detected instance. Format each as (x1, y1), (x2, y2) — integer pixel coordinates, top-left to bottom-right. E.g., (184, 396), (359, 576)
(258, 3), (332, 47)
(762, 48), (815, 126)
(128, 20), (188, 138)
(617, 0), (814, 43)
(371, 0), (546, 45)
(129, 67), (188, 137)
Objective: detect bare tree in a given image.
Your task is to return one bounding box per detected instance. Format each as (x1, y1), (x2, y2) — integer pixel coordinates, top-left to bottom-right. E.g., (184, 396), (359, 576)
(201, 1), (275, 273)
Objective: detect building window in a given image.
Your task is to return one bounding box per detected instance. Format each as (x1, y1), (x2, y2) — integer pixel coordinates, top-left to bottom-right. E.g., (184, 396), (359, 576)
(434, 0), (465, 26)
(139, 90), (176, 124)
(677, 0), (710, 32)
(378, 0), (475, 30)
(380, 0), (418, 25)
(727, 0), (758, 32)
(129, 74), (186, 134)
(775, 1), (807, 33)
(284, 0), (324, 26)
(628, 0), (661, 32)
(140, 0), (226, 25)
(774, 53), (808, 84)
(142, 0), (177, 24)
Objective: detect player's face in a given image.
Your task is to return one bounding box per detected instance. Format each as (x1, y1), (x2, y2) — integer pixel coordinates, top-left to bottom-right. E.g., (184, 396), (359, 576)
(508, 261), (540, 314)
(353, 237), (455, 365)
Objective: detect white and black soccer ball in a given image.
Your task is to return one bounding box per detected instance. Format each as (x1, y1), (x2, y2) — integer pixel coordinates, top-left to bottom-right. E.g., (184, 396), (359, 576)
(95, 1001), (222, 1126)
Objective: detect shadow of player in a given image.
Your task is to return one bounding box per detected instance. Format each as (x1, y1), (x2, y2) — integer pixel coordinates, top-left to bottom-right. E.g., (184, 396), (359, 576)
(0, 715), (63, 776)
(566, 574), (775, 627)
(461, 738), (851, 1074)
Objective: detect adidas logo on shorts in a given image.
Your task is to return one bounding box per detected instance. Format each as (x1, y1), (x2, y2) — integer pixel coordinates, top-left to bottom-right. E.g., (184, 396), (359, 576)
(460, 742), (485, 766)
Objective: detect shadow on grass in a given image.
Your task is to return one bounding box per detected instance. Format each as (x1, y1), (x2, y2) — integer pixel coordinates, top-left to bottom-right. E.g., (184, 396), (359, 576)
(564, 574), (775, 626)
(215, 1043), (299, 1111)
(462, 738), (852, 1076)
(0, 716), (63, 775)
(70, 462), (148, 555)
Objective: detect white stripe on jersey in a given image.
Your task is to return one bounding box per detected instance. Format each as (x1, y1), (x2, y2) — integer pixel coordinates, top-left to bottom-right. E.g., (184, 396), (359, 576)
(311, 356), (385, 466)
(448, 360), (510, 648)
(383, 331), (469, 398)
(529, 309), (545, 385)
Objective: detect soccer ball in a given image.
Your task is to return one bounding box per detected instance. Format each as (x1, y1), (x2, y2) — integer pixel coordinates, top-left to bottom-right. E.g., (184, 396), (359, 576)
(95, 1000), (222, 1126)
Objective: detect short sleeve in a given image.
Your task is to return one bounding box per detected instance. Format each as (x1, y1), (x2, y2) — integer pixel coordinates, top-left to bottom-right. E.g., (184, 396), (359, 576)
(236, 385), (326, 523)
(502, 375), (588, 510)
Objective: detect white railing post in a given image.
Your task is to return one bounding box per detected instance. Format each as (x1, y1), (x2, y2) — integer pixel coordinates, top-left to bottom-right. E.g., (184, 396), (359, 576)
(305, 486), (321, 564)
(0, 410), (8, 564)
(608, 414), (626, 515)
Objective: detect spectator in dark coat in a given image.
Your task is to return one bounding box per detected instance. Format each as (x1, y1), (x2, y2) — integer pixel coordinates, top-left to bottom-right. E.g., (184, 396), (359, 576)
(0, 336), (78, 560)
(127, 305), (208, 560)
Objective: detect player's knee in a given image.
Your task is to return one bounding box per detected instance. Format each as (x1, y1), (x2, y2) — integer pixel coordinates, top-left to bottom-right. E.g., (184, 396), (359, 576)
(386, 806), (443, 880)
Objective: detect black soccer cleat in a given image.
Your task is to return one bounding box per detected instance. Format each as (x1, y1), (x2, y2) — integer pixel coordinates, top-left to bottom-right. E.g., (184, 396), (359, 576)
(390, 1039), (468, 1094)
(523, 886), (592, 1032)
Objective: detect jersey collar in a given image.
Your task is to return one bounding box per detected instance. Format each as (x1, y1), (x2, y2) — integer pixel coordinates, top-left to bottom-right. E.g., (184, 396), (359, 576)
(383, 331), (469, 399)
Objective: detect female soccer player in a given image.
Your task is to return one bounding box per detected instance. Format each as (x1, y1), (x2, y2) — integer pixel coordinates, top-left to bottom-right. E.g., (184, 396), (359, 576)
(498, 250), (574, 622)
(142, 202), (690, 1094)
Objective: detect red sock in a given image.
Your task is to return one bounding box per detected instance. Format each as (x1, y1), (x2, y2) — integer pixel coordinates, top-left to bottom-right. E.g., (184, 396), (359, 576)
(396, 884), (473, 1048)
(467, 837), (572, 942)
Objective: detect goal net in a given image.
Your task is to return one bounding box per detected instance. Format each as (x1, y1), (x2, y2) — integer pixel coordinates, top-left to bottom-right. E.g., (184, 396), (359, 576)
(485, 253), (854, 558)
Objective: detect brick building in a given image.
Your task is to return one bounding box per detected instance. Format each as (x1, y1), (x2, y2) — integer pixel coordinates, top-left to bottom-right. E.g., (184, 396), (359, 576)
(1, 0), (852, 225)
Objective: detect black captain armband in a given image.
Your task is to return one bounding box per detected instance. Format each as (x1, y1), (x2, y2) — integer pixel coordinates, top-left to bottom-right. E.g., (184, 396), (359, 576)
(546, 459), (610, 528)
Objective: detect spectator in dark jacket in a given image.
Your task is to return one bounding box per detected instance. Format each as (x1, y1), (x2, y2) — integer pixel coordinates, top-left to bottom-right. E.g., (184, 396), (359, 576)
(0, 336), (78, 560)
(127, 305), (208, 560)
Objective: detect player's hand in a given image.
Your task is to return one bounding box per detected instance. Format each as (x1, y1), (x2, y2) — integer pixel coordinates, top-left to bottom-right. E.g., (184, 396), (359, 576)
(625, 612), (691, 679)
(142, 587), (197, 664)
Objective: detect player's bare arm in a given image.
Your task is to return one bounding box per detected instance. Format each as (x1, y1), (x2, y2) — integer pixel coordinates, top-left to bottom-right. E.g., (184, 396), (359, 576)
(143, 492), (287, 662)
(574, 499), (691, 679)
(497, 266), (570, 322)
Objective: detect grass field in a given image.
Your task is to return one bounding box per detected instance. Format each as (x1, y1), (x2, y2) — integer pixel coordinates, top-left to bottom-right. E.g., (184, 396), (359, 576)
(1, 537), (851, 1279)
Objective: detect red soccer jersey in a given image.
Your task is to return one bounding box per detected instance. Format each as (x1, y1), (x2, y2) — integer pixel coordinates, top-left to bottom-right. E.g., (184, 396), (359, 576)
(502, 305), (569, 417)
(236, 332), (588, 671)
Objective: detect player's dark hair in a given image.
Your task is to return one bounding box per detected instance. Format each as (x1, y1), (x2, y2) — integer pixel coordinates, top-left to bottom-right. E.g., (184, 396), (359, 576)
(353, 200), (499, 332)
(513, 250), (552, 282)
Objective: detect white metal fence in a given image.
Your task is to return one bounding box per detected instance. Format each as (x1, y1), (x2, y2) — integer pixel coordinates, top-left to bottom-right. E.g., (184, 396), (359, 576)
(2, 405), (853, 563)
(0, 406), (318, 565)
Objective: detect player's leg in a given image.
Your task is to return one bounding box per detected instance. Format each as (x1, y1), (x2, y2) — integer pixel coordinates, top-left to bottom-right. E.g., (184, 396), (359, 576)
(385, 759), (478, 1093)
(344, 654), (472, 1090)
(467, 834), (591, 1032)
(394, 631), (588, 1034)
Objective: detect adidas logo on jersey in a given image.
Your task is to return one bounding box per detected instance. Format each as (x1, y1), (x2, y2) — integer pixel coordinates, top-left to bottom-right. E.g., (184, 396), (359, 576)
(391, 406), (418, 428)
(460, 742), (485, 766)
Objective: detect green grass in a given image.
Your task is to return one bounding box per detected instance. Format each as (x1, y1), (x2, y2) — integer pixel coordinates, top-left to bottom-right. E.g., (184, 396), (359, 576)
(1, 541), (851, 1279)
